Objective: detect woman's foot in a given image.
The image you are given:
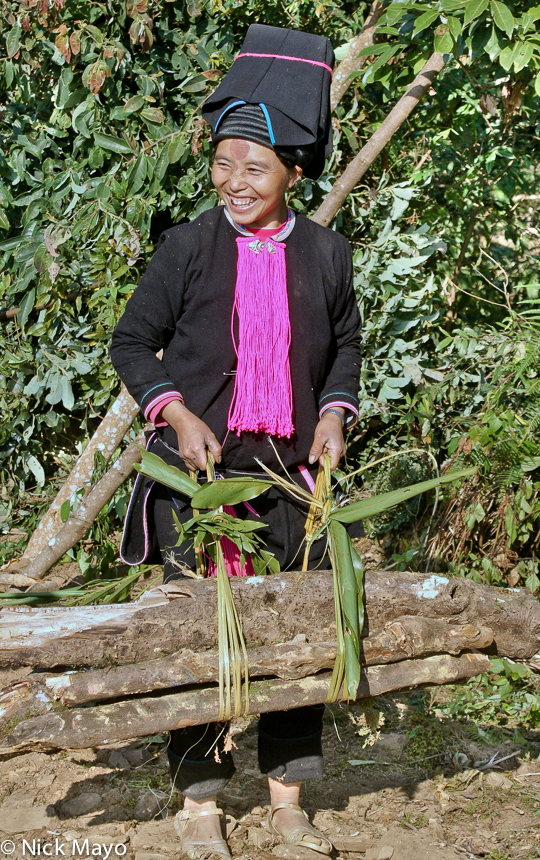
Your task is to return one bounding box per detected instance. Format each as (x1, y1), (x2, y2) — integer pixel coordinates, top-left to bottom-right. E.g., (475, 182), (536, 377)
(175, 797), (230, 860)
(267, 778), (332, 855)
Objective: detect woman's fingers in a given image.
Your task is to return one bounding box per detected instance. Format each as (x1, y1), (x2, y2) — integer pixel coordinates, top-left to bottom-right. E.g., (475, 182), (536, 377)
(309, 415), (346, 471)
(205, 432), (223, 465)
(181, 433), (221, 471)
(167, 405), (223, 472)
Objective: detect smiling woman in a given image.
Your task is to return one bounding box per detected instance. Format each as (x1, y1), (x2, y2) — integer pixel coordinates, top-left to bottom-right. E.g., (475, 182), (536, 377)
(211, 138), (301, 228)
(109, 22), (362, 860)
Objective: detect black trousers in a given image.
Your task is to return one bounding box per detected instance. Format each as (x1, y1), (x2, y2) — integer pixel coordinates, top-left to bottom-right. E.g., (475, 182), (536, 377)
(149, 481), (333, 799)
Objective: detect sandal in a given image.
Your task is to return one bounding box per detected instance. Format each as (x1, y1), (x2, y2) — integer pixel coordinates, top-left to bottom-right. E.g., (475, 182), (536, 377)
(175, 806), (231, 860)
(266, 802), (333, 856)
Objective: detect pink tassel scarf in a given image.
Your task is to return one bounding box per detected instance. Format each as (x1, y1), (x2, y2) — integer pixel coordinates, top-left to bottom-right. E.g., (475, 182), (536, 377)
(227, 236), (294, 438)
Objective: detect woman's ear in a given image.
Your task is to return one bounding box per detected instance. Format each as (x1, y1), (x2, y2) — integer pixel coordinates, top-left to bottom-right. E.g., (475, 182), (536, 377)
(288, 165), (303, 188)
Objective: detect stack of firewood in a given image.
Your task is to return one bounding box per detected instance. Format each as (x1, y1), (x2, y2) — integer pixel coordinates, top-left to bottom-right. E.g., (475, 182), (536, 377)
(1, 569), (538, 755)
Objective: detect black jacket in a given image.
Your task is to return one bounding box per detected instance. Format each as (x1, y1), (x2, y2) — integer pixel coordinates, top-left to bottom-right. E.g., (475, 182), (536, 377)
(110, 207), (361, 471)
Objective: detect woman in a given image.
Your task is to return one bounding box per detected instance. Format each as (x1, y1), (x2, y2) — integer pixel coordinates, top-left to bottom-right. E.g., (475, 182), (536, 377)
(111, 23), (361, 859)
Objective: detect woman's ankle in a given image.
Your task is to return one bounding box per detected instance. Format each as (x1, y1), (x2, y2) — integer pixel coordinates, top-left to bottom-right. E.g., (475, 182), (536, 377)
(183, 794), (218, 811)
(268, 777), (301, 807)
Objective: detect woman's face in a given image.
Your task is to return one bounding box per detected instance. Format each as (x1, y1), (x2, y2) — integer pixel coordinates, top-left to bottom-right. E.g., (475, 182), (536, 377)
(212, 138), (301, 229)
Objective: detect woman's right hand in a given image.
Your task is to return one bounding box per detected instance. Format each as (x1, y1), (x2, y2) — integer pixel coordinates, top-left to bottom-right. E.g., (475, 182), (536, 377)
(160, 401), (222, 472)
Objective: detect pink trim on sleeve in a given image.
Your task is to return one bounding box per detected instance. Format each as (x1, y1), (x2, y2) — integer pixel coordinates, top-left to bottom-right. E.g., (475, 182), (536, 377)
(146, 392), (183, 426)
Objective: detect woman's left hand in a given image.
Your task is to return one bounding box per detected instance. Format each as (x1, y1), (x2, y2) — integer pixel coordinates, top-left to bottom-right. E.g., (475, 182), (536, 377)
(308, 411), (346, 470)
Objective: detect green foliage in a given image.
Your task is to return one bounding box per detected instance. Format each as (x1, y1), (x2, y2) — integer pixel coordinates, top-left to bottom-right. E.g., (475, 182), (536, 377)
(437, 657), (540, 728)
(0, 0), (539, 588)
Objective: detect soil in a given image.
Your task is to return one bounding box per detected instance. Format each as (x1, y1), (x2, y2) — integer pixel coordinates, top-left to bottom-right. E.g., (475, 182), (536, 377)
(0, 683), (539, 860)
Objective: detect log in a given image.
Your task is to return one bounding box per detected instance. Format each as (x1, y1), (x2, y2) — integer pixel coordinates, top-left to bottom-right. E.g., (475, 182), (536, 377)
(0, 618), (492, 716)
(0, 571), (537, 669)
(0, 653), (489, 754)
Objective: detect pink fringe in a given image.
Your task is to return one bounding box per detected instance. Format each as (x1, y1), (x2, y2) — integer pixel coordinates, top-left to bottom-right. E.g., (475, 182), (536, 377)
(207, 505), (256, 578)
(228, 237), (294, 438)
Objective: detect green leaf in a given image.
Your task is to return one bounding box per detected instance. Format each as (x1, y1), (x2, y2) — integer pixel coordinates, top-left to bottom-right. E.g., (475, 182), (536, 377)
(6, 24), (21, 58)
(525, 572), (540, 593)
(61, 375), (74, 410)
(357, 43), (400, 58)
(463, 0), (489, 26)
(93, 132), (133, 155)
(0, 209), (9, 231)
(124, 94), (146, 113)
(329, 520), (361, 700)
(134, 449), (199, 498)
(33, 244), (53, 273)
(141, 108), (165, 124)
(128, 153), (147, 195)
(434, 29), (454, 52)
(535, 71), (540, 96)
(26, 454), (45, 487)
(512, 41), (534, 72)
(60, 499), (71, 523)
(191, 477), (273, 509)
(349, 536), (365, 638)
(491, 1), (515, 36)
(17, 288), (35, 327)
(168, 135), (185, 164)
(498, 45), (515, 70)
(413, 9), (440, 35)
(330, 468), (477, 524)
(4, 60), (14, 88)
(447, 15), (462, 38)
(484, 25), (502, 59)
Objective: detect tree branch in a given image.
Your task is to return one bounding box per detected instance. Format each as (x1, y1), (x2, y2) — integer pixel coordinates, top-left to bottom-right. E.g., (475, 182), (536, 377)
(13, 431), (145, 581)
(330, 1), (386, 111)
(314, 52), (446, 227)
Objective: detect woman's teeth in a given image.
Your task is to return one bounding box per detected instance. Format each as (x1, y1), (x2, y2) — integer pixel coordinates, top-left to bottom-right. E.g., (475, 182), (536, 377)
(230, 197), (256, 208)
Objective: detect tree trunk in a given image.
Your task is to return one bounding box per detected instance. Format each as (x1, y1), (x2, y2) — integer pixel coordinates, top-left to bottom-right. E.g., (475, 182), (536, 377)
(1, 571), (537, 669)
(21, 386), (140, 563)
(16, 432), (145, 582)
(330, 1), (385, 111)
(0, 653), (489, 755)
(313, 52), (446, 227)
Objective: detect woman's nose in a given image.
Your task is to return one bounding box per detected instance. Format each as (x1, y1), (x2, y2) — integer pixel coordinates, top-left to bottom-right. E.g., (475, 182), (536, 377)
(227, 170), (248, 192)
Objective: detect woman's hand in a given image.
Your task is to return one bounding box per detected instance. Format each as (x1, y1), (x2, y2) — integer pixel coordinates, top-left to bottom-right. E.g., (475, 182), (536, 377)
(161, 401), (222, 472)
(308, 410), (346, 471)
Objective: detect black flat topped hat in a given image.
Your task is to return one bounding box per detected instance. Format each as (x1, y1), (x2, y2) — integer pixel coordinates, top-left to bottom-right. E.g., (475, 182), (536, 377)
(202, 24), (334, 180)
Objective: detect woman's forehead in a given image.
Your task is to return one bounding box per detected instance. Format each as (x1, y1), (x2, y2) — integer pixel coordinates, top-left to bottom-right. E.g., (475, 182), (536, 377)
(230, 139), (251, 159)
(215, 137), (276, 165)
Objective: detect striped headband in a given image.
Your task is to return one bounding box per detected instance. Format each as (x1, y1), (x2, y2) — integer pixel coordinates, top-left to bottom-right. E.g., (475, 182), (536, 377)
(235, 52), (333, 76)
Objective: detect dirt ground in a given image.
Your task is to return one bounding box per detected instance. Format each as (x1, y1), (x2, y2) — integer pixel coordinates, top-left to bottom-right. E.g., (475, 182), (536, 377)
(0, 691), (539, 860)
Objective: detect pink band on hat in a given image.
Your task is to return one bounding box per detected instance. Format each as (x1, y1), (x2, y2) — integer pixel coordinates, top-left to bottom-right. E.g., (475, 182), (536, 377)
(236, 52), (333, 75)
